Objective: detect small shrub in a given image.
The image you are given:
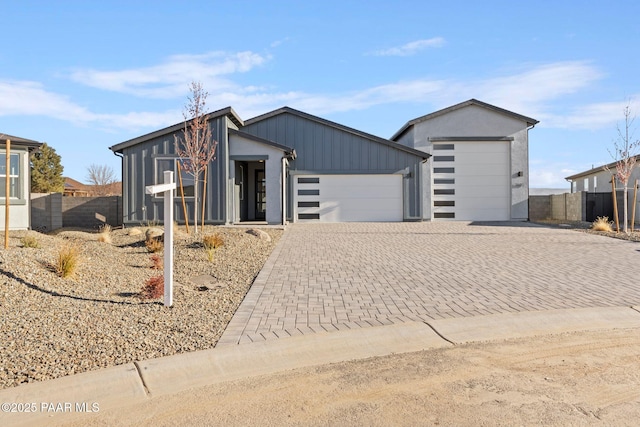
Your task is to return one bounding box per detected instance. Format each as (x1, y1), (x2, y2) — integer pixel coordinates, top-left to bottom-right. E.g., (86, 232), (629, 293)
(56, 242), (80, 278)
(150, 254), (163, 270)
(202, 233), (224, 261)
(145, 238), (163, 253)
(592, 216), (613, 232)
(21, 234), (40, 248)
(97, 224), (112, 244)
(141, 275), (164, 299)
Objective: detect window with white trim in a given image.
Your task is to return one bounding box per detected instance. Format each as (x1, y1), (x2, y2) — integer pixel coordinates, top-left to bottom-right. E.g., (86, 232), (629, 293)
(0, 153), (20, 199)
(155, 157), (195, 197)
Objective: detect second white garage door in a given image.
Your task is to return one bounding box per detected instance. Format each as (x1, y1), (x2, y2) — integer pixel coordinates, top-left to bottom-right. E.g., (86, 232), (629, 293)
(432, 141), (511, 221)
(295, 174), (403, 222)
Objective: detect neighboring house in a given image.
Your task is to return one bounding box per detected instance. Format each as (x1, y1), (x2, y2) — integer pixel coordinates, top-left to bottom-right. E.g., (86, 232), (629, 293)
(110, 99), (537, 225)
(0, 133), (43, 230)
(64, 177), (122, 197)
(565, 155), (640, 193)
(391, 99), (538, 221)
(64, 177), (90, 196)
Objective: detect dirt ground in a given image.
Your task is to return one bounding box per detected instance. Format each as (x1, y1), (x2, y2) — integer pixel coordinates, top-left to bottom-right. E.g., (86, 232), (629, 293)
(57, 328), (640, 426)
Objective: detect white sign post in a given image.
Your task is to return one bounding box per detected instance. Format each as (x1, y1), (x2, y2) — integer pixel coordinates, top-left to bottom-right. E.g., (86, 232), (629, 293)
(145, 171), (177, 307)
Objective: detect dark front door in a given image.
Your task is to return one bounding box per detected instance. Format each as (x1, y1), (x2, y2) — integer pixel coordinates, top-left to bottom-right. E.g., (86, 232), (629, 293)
(255, 169), (266, 220)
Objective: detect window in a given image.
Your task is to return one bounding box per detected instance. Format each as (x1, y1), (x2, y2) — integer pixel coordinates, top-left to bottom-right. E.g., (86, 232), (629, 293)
(433, 144), (454, 150)
(434, 178), (455, 184)
(433, 156), (455, 162)
(434, 189), (455, 195)
(434, 167), (455, 174)
(584, 178), (589, 192)
(593, 176), (597, 190)
(434, 212), (455, 219)
(0, 153), (20, 199)
(156, 158), (195, 197)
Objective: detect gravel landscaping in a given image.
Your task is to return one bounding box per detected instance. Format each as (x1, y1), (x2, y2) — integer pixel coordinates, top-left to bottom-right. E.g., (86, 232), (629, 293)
(0, 225), (282, 390)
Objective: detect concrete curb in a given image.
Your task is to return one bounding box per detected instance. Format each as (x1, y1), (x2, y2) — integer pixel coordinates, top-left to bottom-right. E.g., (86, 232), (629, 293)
(428, 306), (640, 344)
(138, 321), (447, 397)
(2, 306), (640, 426)
(0, 363), (146, 427)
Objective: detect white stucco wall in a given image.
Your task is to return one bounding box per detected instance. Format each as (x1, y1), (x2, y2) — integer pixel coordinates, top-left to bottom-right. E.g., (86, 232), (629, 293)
(229, 134), (285, 224)
(395, 104), (533, 220)
(0, 146), (31, 230)
(573, 168), (640, 194)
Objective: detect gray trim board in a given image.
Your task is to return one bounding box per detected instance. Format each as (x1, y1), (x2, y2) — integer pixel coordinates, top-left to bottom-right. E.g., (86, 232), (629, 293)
(289, 169), (407, 175)
(430, 136), (515, 142)
(230, 155), (269, 161)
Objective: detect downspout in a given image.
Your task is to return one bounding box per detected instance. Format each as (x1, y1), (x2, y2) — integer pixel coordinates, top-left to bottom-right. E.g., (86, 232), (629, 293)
(526, 123), (536, 221)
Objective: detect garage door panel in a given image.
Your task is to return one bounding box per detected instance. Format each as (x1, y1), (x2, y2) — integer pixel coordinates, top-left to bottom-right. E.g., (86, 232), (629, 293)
(453, 142), (511, 153)
(295, 174), (403, 222)
(455, 185), (510, 198)
(432, 141), (510, 221)
(454, 175), (509, 186)
(455, 198), (510, 210)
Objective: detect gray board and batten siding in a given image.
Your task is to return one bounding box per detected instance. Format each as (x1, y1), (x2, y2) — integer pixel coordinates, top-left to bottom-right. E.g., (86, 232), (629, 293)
(241, 107), (430, 221)
(110, 107), (241, 225)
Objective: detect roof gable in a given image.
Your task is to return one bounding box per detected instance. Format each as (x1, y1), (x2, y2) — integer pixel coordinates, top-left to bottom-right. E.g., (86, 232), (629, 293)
(110, 106), (243, 153)
(245, 106), (430, 160)
(391, 99), (539, 141)
(565, 154), (640, 181)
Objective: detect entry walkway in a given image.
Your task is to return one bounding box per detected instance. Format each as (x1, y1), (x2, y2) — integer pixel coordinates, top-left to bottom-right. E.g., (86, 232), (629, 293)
(218, 222), (640, 345)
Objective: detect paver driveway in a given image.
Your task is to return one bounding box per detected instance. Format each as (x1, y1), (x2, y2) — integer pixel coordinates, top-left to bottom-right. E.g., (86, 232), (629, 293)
(218, 222), (640, 345)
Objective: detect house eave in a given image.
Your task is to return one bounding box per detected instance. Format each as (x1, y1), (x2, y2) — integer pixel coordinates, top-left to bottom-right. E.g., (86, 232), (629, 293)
(109, 106), (243, 153)
(0, 133), (43, 152)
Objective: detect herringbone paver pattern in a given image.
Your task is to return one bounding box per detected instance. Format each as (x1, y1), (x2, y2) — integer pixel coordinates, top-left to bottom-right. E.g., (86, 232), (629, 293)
(217, 222), (640, 345)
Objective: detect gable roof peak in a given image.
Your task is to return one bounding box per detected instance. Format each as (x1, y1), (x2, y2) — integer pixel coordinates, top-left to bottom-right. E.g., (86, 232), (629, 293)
(390, 99), (539, 141)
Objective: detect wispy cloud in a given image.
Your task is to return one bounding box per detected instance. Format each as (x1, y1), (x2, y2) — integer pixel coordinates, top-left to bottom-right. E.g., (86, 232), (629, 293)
(70, 51), (269, 99)
(0, 80), (96, 123)
(372, 38), (445, 57)
(0, 58), (617, 134)
(543, 97), (640, 130)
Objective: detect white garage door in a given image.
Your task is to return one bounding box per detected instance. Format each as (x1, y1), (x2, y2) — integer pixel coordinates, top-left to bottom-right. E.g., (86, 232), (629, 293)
(432, 141), (510, 221)
(294, 174), (403, 222)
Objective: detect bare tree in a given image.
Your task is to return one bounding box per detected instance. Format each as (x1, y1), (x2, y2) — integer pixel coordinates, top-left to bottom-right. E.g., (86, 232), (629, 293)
(606, 104), (640, 233)
(86, 164), (117, 196)
(174, 81), (218, 233)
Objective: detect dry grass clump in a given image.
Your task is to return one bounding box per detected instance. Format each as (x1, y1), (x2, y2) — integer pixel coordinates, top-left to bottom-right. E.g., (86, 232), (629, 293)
(56, 242), (81, 278)
(145, 238), (163, 253)
(592, 216), (613, 232)
(141, 275), (164, 299)
(150, 254), (163, 270)
(202, 233), (224, 261)
(97, 224), (112, 243)
(21, 234), (40, 248)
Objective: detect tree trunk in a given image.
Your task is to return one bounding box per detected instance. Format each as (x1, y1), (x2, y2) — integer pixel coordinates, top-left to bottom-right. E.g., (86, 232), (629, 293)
(623, 185), (629, 233)
(193, 172), (199, 235)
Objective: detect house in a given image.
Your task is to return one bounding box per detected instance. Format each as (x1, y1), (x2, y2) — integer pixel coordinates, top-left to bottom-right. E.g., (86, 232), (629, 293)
(565, 156), (640, 194)
(110, 100), (537, 225)
(64, 177), (122, 197)
(391, 99), (538, 221)
(64, 177), (90, 197)
(0, 134), (43, 230)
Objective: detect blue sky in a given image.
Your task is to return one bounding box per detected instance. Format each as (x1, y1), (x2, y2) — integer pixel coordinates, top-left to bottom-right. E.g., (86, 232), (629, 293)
(1, 1), (639, 189)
